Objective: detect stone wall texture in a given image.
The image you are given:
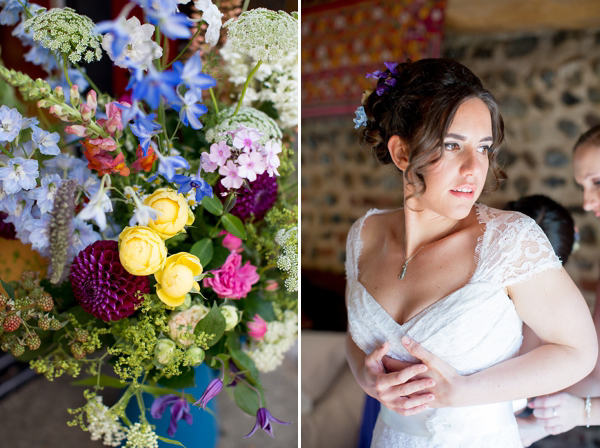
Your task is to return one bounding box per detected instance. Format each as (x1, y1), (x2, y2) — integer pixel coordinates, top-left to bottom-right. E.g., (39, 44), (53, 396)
(301, 28), (600, 308)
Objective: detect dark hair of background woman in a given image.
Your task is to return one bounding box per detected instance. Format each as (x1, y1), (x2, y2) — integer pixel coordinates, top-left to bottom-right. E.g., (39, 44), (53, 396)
(359, 58), (507, 203)
(504, 195), (575, 264)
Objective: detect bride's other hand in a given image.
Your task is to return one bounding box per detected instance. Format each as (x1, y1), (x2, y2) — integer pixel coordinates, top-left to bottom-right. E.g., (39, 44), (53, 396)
(398, 336), (464, 408)
(517, 416), (548, 447)
(363, 341), (436, 415)
(528, 392), (586, 435)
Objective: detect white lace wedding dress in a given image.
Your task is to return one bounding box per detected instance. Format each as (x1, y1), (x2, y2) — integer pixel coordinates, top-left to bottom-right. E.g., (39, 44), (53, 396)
(346, 203), (562, 448)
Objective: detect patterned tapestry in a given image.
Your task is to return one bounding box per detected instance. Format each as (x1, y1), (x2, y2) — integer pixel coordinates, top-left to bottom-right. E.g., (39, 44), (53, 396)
(301, 0), (446, 117)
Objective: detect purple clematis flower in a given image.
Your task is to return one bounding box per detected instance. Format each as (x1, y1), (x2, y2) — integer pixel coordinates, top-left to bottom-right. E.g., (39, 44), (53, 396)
(383, 61), (398, 75)
(244, 407), (291, 438)
(150, 394), (193, 437)
(194, 378), (223, 410)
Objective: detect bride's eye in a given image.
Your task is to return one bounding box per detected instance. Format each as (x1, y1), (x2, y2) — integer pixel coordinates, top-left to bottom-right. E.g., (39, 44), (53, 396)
(444, 142), (460, 151)
(477, 145), (490, 155)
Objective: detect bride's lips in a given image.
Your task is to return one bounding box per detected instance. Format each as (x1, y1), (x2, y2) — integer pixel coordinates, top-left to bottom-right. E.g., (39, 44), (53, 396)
(450, 184), (476, 199)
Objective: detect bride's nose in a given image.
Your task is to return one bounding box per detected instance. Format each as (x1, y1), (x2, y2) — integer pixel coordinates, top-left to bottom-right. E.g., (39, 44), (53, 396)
(459, 149), (482, 178)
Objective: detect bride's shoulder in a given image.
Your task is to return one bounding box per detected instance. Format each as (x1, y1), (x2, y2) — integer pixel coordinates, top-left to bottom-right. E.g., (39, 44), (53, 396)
(475, 203), (535, 229)
(347, 208), (400, 249)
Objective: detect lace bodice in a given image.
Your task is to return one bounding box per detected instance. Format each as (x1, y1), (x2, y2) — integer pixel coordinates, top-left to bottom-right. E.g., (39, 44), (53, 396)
(345, 203), (562, 447)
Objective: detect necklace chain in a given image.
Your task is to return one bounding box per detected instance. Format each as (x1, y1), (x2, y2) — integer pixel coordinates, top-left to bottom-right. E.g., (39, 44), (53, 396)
(399, 220), (460, 280)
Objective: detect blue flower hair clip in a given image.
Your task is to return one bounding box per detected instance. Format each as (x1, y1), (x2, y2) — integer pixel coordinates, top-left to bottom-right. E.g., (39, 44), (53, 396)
(366, 62), (399, 96)
(353, 106), (367, 129)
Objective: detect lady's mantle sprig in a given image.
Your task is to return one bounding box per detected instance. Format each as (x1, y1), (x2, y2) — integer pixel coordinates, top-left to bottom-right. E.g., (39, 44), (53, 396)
(24, 7), (102, 64)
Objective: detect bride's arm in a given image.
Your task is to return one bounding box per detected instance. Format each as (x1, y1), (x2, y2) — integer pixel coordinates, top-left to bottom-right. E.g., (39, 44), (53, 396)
(385, 267), (597, 408)
(344, 284), (435, 415)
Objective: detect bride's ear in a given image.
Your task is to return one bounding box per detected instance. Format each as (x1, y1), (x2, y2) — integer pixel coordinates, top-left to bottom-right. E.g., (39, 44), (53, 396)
(388, 136), (409, 171)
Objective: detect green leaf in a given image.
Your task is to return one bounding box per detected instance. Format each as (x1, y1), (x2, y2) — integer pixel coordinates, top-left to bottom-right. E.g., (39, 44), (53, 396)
(71, 374), (129, 388)
(139, 385), (195, 403)
(226, 332), (260, 383)
(234, 381), (260, 416)
(190, 238), (213, 267)
(0, 278), (14, 300)
(202, 196), (223, 216)
(65, 305), (99, 325)
(157, 365), (196, 389)
(157, 436), (186, 447)
(222, 213), (247, 240)
(204, 245), (230, 271)
(195, 302), (226, 347)
(239, 291), (276, 321)
(165, 232), (188, 248)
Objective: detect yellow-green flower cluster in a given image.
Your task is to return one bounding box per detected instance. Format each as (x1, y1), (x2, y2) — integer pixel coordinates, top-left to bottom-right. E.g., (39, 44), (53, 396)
(24, 7), (102, 64)
(275, 226), (298, 292)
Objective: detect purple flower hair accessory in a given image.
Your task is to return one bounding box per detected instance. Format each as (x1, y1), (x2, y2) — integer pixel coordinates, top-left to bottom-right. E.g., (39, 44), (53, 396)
(367, 61), (399, 96)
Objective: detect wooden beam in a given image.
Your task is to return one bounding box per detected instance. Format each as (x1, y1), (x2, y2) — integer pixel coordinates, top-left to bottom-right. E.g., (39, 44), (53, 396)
(446, 0), (600, 33)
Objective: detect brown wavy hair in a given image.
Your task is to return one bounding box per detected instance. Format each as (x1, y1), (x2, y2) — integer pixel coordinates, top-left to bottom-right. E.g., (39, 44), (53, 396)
(574, 124), (600, 152)
(359, 58), (506, 201)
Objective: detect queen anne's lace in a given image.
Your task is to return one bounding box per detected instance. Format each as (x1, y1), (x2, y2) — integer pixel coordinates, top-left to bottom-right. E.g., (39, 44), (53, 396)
(24, 7), (102, 64)
(205, 106), (282, 146)
(223, 9), (297, 62)
(84, 395), (127, 447)
(345, 203), (561, 448)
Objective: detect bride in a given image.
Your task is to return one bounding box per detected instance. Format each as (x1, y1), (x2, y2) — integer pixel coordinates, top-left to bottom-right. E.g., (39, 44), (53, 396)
(346, 58), (597, 447)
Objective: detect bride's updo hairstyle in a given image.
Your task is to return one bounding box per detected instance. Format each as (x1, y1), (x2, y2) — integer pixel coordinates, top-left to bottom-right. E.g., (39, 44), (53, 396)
(360, 58), (506, 199)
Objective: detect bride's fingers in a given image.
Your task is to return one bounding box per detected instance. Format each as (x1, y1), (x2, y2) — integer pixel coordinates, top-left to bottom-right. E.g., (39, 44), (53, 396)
(528, 394), (560, 409)
(532, 407), (557, 419)
(365, 342), (390, 371)
(375, 364), (428, 391)
(391, 393), (435, 415)
(395, 378), (435, 397)
(382, 355), (416, 372)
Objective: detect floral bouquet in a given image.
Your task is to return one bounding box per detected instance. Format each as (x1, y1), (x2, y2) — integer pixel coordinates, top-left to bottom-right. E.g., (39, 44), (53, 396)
(0, 0), (298, 446)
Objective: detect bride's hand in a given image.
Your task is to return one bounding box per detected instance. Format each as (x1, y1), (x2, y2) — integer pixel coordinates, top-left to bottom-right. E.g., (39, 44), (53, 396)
(383, 336), (464, 408)
(528, 392), (586, 435)
(363, 341), (436, 415)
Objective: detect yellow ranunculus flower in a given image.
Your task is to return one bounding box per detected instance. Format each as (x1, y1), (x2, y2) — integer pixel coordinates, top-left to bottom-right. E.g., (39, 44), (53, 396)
(144, 188), (195, 240)
(118, 226), (167, 276)
(155, 253), (203, 307)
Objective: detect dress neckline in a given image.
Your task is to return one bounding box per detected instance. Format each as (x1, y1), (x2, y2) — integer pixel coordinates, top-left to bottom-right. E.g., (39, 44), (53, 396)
(353, 203), (488, 328)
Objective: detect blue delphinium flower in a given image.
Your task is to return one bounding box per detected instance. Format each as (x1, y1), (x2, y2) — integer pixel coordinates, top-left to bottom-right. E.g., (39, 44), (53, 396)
(0, 105), (24, 143)
(171, 91), (208, 130)
(0, 0), (23, 26)
(353, 106), (367, 129)
(0, 157), (39, 194)
(173, 172), (213, 203)
(145, 1), (192, 40)
(130, 114), (162, 156)
(244, 407), (291, 438)
(28, 174), (62, 214)
(24, 44), (59, 73)
(151, 394), (193, 437)
(31, 126), (61, 156)
(129, 65), (181, 109)
(95, 16), (131, 60)
(154, 149), (190, 182)
(172, 51), (217, 99)
(69, 217), (101, 260)
(194, 378), (223, 410)
(29, 214), (52, 256)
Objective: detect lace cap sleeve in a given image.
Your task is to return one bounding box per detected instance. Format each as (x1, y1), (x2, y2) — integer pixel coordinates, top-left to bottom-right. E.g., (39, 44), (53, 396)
(480, 209), (563, 287)
(345, 216), (366, 281)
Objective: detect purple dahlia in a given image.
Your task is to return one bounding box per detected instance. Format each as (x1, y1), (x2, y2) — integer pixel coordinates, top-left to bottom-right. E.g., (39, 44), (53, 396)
(217, 173), (278, 222)
(69, 240), (149, 322)
(0, 212), (16, 239)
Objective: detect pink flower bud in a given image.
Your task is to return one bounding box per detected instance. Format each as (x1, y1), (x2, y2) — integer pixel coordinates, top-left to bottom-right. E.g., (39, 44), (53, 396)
(247, 314), (268, 340)
(86, 90), (97, 113)
(70, 85), (80, 107)
(65, 125), (89, 137)
(49, 104), (65, 118)
(265, 280), (279, 291)
(53, 86), (64, 101)
(80, 104), (93, 122)
(219, 231), (243, 253)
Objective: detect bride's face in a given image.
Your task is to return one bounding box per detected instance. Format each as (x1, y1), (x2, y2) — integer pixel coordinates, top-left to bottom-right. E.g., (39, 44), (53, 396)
(574, 142), (600, 217)
(409, 97), (492, 220)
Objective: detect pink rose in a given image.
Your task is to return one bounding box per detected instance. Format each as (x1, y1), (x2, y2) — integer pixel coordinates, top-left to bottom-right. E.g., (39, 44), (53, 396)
(203, 253), (259, 299)
(219, 231), (243, 253)
(247, 314), (268, 340)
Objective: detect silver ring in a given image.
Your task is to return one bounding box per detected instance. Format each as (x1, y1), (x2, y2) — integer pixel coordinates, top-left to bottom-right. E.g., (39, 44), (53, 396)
(552, 408), (558, 417)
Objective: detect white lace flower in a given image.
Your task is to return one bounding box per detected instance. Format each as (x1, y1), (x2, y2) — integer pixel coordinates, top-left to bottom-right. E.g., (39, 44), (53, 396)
(193, 0), (223, 47)
(84, 395), (127, 447)
(223, 8), (297, 62)
(101, 17), (162, 70)
(124, 422), (159, 448)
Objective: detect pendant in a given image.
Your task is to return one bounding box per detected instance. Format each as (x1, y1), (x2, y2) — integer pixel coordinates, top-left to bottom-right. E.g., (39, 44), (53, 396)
(399, 262), (408, 280)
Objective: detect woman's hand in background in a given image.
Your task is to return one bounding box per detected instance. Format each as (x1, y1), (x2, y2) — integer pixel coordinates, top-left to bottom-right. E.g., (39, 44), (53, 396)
(528, 392), (586, 435)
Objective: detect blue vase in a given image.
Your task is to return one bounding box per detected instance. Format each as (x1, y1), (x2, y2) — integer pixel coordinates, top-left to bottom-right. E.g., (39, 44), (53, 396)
(125, 364), (219, 448)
